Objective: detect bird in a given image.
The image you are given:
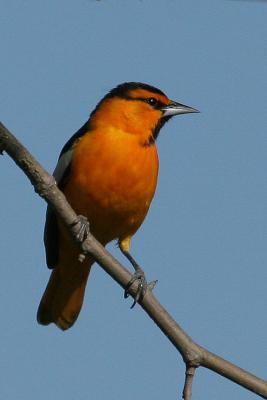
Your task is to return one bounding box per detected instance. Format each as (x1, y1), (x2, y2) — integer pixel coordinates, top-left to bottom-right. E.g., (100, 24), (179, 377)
(37, 82), (198, 330)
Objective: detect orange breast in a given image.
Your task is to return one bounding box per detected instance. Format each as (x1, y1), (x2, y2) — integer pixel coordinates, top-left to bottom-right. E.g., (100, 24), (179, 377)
(63, 129), (159, 244)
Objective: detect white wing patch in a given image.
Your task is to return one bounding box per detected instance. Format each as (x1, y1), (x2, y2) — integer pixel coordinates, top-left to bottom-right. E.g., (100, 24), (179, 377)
(53, 149), (73, 183)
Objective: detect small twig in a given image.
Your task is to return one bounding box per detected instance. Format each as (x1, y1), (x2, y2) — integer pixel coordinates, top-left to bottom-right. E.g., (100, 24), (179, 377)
(183, 365), (196, 400)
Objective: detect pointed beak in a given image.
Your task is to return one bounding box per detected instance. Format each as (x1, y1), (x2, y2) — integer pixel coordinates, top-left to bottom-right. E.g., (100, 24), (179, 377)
(161, 101), (199, 117)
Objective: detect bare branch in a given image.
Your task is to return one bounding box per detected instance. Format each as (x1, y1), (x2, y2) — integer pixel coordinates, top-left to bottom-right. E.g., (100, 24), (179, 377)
(183, 365), (196, 400)
(1, 121), (267, 399)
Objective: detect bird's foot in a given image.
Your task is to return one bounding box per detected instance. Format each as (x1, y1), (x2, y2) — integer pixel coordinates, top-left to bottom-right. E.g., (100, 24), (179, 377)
(74, 215), (90, 243)
(72, 215), (90, 263)
(124, 267), (157, 308)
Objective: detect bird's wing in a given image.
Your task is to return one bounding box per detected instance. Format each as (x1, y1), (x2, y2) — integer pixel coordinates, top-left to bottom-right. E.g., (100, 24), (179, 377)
(44, 121), (89, 268)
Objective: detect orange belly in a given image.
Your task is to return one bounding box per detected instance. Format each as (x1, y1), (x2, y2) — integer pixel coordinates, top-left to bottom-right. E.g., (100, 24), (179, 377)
(63, 130), (159, 244)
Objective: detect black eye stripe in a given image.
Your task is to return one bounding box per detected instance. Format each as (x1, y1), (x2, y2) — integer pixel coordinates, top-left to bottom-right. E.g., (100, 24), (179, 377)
(129, 96), (165, 110)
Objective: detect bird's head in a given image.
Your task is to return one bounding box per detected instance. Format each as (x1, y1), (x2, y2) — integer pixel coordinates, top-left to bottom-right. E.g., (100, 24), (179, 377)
(90, 82), (199, 146)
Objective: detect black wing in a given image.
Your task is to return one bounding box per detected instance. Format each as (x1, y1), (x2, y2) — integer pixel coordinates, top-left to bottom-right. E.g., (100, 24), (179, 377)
(43, 121), (89, 268)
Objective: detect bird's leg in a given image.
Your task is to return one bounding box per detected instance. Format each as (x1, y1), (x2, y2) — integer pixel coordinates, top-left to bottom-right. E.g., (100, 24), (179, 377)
(119, 238), (157, 308)
(122, 249), (147, 308)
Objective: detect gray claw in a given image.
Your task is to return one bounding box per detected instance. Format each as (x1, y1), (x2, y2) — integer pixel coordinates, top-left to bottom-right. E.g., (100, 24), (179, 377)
(124, 271), (157, 308)
(74, 215), (90, 242)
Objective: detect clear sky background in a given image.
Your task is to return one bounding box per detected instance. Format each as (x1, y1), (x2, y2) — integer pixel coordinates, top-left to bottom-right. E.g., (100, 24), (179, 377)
(1, 1), (267, 399)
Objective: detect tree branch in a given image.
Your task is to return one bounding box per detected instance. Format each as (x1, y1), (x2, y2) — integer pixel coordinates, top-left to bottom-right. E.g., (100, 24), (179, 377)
(183, 365), (196, 400)
(1, 121), (267, 399)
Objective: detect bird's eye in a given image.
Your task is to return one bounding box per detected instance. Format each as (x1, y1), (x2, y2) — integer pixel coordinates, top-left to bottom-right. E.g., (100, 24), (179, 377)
(147, 97), (158, 106)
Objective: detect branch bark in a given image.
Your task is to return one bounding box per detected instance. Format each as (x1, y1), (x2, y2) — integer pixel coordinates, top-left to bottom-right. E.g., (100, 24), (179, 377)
(1, 121), (267, 399)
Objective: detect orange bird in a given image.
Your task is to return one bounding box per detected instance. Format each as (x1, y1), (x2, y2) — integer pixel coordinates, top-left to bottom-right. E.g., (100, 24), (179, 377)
(37, 82), (198, 330)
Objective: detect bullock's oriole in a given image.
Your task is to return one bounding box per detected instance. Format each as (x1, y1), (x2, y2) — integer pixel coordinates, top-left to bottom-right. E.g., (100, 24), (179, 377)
(37, 82), (198, 330)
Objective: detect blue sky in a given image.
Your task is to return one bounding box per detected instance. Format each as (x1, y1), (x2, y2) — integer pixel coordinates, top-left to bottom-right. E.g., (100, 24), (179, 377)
(1, 1), (267, 399)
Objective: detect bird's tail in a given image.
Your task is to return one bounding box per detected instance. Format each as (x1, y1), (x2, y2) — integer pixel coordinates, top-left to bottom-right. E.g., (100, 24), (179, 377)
(37, 255), (94, 330)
